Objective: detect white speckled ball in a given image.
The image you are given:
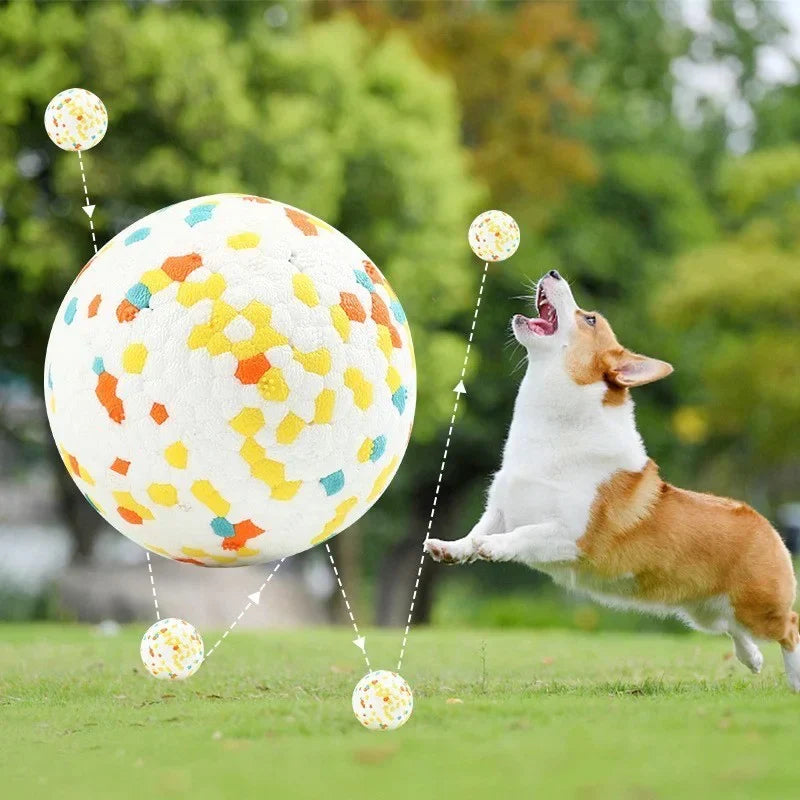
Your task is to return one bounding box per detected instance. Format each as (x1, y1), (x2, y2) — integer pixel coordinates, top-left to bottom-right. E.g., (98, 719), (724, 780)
(352, 670), (413, 731)
(44, 194), (416, 566)
(44, 88), (108, 151)
(140, 618), (204, 680)
(468, 209), (520, 262)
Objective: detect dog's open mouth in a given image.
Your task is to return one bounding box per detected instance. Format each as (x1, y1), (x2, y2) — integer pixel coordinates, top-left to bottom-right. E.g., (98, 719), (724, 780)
(520, 283), (558, 336)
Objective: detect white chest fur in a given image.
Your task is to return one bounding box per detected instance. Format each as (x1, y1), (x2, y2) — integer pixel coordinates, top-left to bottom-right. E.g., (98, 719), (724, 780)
(491, 358), (648, 541)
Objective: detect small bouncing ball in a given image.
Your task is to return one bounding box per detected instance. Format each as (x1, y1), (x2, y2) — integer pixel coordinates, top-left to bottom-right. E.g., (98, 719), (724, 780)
(140, 617), (204, 680)
(44, 88), (108, 151)
(352, 670), (413, 731)
(468, 209), (520, 262)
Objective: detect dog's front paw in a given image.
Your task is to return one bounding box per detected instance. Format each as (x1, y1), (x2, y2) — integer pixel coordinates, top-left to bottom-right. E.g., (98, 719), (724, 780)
(425, 537), (475, 565)
(474, 534), (512, 563)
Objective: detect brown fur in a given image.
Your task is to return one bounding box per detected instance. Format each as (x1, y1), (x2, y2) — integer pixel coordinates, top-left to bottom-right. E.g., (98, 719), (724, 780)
(577, 461), (798, 650)
(565, 308), (798, 651)
(565, 309), (673, 405)
(564, 310), (622, 397)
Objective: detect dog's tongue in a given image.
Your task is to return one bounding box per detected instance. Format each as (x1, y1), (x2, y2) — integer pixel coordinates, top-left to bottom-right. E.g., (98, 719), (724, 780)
(527, 317), (555, 335)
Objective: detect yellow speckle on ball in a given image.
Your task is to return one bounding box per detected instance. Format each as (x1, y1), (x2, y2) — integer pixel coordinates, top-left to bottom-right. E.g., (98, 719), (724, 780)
(122, 343), (148, 374)
(276, 412), (306, 444)
(230, 407), (265, 437)
(147, 483), (178, 507)
(164, 441), (189, 469)
(292, 273), (319, 307)
(227, 232), (260, 250)
(314, 389), (336, 424)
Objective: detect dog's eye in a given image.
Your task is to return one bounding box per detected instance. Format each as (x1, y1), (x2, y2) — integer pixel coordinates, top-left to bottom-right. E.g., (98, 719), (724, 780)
(584, 315), (596, 327)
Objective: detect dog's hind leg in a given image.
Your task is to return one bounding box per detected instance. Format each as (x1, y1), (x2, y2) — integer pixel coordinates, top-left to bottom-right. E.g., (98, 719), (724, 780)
(729, 627), (764, 674)
(682, 598), (764, 674)
(778, 612), (800, 691)
(782, 639), (800, 692)
(732, 593), (800, 691)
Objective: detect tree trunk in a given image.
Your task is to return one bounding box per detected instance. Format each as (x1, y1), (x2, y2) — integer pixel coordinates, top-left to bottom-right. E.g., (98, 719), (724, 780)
(325, 521), (364, 624)
(375, 493), (455, 627)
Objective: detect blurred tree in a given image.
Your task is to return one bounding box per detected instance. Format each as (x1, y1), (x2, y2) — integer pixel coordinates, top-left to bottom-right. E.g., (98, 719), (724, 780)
(312, 0), (800, 617)
(544, 0), (798, 501)
(312, 0), (605, 622)
(1, 0), (798, 627)
(754, 81), (800, 148)
(653, 144), (800, 506)
(0, 1), (480, 565)
(313, 0), (597, 231)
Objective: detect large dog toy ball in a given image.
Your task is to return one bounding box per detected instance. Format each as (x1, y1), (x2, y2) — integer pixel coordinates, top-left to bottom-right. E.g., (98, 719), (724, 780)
(140, 618), (204, 680)
(352, 670), (413, 731)
(44, 88), (108, 151)
(468, 209), (520, 262)
(45, 194), (416, 566)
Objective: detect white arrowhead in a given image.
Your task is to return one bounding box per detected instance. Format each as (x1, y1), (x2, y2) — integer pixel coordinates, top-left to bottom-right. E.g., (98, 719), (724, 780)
(82, 204), (96, 218)
(352, 636), (366, 652)
(248, 591), (261, 605)
(453, 380), (467, 395)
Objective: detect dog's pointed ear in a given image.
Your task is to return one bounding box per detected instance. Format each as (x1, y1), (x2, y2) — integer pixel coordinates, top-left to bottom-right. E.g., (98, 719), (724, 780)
(606, 351), (673, 388)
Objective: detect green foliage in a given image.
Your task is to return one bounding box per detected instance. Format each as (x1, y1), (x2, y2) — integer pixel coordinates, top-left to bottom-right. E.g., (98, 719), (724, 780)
(0, 0), (478, 447)
(755, 81), (800, 147)
(541, 0), (800, 510)
(576, 0), (690, 150)
(433, 580), (689, 634)
(717, 146), (800, 219)
(653, 145), (800, 481)
(1, 0), (799, 606)
(0, 586), (65, 622)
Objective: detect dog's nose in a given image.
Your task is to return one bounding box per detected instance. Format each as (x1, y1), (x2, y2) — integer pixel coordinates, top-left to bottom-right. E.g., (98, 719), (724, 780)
(548, 269), (561, 280)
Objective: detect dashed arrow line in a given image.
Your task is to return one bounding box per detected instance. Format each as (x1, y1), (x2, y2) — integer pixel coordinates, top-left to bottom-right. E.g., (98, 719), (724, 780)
(145, 551), (160, 621)
(203, 558), (285, 660)
(324, 543), (371, 670)
(76, 150), (97, 254)
(396, 261), (490, 671)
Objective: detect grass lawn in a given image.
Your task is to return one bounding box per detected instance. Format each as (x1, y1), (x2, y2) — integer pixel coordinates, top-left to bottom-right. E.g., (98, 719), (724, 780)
(1, 623), (798, 799)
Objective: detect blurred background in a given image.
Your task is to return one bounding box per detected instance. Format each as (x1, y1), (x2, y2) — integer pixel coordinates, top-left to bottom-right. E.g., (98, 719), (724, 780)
(1, 0), (798, 635)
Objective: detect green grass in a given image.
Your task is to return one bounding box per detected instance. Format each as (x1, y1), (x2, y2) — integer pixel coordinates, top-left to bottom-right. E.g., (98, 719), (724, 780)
(1, 624), (798, 799)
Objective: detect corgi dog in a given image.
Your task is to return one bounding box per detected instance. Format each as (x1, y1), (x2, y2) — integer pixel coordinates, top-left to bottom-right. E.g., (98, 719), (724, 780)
(425, 269), (800, 690)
